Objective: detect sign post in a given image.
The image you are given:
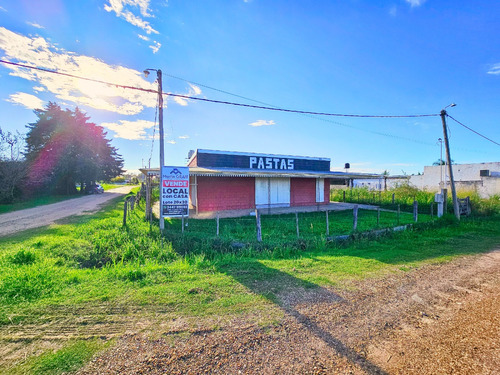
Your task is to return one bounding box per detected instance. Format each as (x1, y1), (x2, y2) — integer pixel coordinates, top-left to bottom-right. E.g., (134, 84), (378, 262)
(161, 166), (189, 218)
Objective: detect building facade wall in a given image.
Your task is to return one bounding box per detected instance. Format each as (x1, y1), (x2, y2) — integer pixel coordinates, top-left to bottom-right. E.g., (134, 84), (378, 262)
(196, 176), (256, 212)
(290, 178), (316, 206)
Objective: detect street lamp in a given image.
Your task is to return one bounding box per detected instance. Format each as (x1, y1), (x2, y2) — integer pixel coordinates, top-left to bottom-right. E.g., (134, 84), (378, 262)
(440, 103), (459, 220)
(144, 68), (165, 230)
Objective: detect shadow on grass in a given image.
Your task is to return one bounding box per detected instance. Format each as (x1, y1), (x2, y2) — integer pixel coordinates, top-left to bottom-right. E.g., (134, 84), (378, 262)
(217, 259), (388, 374)
(331, 216), (500, 265)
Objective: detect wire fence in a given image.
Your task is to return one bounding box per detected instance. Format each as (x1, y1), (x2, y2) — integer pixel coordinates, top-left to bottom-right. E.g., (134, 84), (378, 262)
(161, 206), (431, 243)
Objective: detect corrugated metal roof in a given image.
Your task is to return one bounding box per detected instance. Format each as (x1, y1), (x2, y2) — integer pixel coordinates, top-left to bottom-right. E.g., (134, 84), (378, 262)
(140, 167), (381, 179)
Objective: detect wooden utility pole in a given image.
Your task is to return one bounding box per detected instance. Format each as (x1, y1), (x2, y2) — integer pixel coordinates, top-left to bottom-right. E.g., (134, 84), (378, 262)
(440, 109), (460, 220)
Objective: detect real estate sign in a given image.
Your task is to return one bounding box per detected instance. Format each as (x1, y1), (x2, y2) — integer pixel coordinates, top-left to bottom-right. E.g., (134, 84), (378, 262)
(161, 166), (189, 217)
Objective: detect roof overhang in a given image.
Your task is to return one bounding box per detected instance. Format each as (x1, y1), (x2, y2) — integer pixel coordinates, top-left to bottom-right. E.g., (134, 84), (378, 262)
(140, 167), (381, 180)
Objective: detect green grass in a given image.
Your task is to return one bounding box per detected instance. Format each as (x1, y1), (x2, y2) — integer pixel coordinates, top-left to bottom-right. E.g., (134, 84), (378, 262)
(0, 194), (83, 214)
(331, 186), (500, 216)
(164, 209), (431, 244)
(100, 183), (126, 191)
(6, 339), (109, 375)
(0, 190), (498, 374)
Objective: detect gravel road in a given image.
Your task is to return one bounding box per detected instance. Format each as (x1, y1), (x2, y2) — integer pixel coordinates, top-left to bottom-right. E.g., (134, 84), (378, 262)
(0, 186), (134, 237)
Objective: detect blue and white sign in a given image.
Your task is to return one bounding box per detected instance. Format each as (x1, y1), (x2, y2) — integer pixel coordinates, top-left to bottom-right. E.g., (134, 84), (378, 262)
(161, 166), (189, 217)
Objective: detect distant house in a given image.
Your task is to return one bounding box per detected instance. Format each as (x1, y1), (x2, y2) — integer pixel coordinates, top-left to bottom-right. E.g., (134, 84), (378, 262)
(349, 162), (500, 198)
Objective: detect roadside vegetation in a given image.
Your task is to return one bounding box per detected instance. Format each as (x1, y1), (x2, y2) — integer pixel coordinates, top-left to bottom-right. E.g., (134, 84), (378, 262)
(331, 185), (500, 216)
(1, 188), (499, 374)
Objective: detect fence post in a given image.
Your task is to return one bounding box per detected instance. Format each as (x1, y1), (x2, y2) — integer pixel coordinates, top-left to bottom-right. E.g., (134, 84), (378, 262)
(397, 204), (400, 225)
(413, 201), (418, 222)
(430, 202), (434, 219)
(295, 212), (300, 238)
(130, 197), (135, 211)
(216, 212), (220, 237)
(123, 200), (127, 226)
(392, 193), (395, 204)
(325, 210), (329, 236)
(343, 190), (346, 203)
(377, 207), (380, 227)
(353, 205), (358, 231)
(255, 209), (262, 242)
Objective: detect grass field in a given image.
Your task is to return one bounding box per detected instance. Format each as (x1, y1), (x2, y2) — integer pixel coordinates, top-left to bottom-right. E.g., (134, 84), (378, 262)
(0, 192), (499, 374)
(0, 184), (126, 215)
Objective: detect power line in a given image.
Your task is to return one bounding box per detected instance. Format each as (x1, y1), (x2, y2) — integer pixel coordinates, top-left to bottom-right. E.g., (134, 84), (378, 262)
(0, 59), (439, 119)
(447, 114), (500, 147)
(166, 73), (437, 146)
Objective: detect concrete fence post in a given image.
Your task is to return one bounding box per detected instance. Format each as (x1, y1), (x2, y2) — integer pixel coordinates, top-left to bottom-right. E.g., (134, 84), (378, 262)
(255, 209), (262, 242)
(353, 205), (358, 231)
(325, 210), (329, 236)
(216, 212), (220, 237)
(413, 200), (418, 222)
(295, 212), (300, 238)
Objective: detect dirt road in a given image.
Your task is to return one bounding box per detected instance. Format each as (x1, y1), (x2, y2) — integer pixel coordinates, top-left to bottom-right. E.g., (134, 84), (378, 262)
(0, 186), (134, 237)
(78, 249), (500, 375)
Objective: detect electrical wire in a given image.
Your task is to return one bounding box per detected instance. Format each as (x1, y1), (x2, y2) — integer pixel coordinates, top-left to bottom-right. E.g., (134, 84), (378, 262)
(0, 60), (439, 119)
(165, 73), (438, 146)
(148, 102), (158, 168)
(447, 114), (500, 147)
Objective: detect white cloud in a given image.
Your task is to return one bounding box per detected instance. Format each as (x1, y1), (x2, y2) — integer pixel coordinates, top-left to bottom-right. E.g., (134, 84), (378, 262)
(0, 6), (6, 12)
(101, 119), (155, 140)
(405, 0), (426, 7)
(7, 92), (44, 109)
(33, 86), (45, 92)
(487, 63), (500, 75)
(188, 83), (201, 95)
(149, 40), (161, 54)
(166, 139), (176, 144)
(172, 83), (202, 106)
(138, 34), (150, 41)
(249, 120), (276, 127)
(104, 0), (158, 34)
(0, 27), (158, 114)
(26, 21), (44, 29)
(178, 135), (189, 139)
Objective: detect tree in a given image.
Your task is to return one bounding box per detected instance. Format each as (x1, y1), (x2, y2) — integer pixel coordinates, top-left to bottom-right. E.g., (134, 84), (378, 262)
(433, 159), (454, 166)
(0, 128), (26, 203)
(25, 103), (124, 195)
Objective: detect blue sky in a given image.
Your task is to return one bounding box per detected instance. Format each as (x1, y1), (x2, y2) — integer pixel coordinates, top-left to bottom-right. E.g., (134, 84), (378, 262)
(0, 0), (498, 175)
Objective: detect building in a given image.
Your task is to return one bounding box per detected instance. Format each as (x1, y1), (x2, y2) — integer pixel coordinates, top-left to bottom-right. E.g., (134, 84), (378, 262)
(408, 162), (500, 198)
(348, 162), (500, 198)
(141, 149), (378, 215)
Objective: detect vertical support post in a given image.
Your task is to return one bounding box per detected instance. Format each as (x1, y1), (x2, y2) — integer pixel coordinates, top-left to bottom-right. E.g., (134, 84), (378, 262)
(145, 176), (150, 221)
(123, 200), (127, 226)
(413, 200), (418, 222)
(181, 215), (185, 233)
(442, 188), (448, 214)
(353, 205), (358, 231)
(440, 109), (460, 220)
(377, 207), (380, 227)
(397, 204), (400, 225)
(157, 70), (165, 231)
(392, 193), (395, 205)
(343, 190), (346, 203)
(255, 209), (262, 242)
(216, 212), (220, 237)
(325, 210), (329, 236)
(295, 212), (300, 238)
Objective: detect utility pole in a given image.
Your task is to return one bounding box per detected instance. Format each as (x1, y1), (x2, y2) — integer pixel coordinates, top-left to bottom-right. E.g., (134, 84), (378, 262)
(144, 68), (165, 231)
(440, 108), (460, 220)
(157, 70), (165, 231)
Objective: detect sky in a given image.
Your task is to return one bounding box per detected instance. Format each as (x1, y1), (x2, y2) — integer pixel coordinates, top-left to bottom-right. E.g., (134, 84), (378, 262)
(0, 0), (498, 175)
